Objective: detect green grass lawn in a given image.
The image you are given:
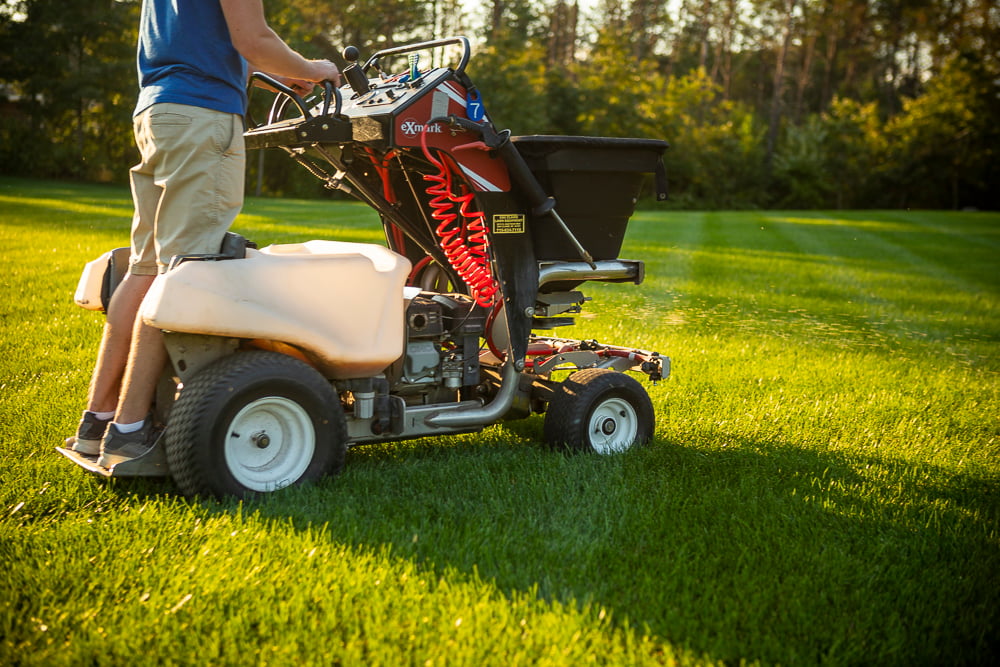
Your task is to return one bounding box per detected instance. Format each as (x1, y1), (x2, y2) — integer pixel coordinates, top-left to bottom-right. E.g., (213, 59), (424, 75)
(1, 176), (997, 665)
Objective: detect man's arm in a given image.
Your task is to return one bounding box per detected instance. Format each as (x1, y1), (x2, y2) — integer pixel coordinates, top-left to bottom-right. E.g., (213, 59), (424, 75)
(220, 0), (340, 85)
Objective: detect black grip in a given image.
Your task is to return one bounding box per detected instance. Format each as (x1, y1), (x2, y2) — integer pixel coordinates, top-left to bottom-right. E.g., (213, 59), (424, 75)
(343, 63), (370, 97)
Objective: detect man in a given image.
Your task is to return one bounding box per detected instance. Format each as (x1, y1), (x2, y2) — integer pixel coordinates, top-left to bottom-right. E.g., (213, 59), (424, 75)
(65, 0), (341, 467)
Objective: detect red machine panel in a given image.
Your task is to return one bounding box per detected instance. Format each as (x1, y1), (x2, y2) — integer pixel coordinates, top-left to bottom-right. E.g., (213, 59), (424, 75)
(393, 79), (511, 193)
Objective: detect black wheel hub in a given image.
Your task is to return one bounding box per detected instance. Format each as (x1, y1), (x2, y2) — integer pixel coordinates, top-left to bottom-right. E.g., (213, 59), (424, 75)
(251, 431), (271, 449)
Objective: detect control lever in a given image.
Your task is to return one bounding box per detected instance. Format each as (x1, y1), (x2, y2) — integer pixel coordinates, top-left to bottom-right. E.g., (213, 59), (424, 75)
(432, 115), (596, 269)
(249, 72), (313, 120)
(342, 46), (372, 97)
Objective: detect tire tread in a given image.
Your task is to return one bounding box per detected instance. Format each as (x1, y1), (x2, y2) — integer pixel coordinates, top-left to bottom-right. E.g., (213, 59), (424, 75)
(165, 351), (345, 498)
(543, 368), (655, 453)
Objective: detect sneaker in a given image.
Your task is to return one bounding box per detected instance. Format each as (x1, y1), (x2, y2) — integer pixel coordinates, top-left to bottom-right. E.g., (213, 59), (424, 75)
(65, 412), (112, 456)
(97, 418), (161, 469)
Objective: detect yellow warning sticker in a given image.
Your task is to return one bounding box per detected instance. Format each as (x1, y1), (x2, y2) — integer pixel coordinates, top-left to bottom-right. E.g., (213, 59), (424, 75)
(493, 214), (526, 234)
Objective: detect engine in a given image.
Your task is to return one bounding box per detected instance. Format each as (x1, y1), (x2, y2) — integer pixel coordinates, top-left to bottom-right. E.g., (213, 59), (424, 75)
(393, 291), (487, 402)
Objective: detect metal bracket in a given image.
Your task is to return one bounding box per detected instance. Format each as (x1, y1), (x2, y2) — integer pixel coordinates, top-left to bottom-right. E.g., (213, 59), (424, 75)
(163, 333), (238, 383)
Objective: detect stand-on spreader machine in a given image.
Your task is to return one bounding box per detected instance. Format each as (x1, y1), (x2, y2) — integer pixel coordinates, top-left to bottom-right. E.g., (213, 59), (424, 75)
(59, 37), (671, 498)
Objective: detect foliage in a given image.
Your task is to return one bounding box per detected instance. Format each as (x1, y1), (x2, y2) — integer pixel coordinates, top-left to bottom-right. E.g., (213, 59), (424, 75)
(636, 69), (767, 209)
(0, 0), (997, 208)
(883, 53), (1000, 210)
(815, 97), (886, 209)
(771, 115), (835, 208)
(575, 32), (660, 138)
(0, 0), (139, 181)
(468, 42), (552, 133)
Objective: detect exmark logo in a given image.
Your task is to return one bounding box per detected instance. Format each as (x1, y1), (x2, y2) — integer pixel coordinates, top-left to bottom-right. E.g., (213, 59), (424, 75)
(400, 118), (444, 137)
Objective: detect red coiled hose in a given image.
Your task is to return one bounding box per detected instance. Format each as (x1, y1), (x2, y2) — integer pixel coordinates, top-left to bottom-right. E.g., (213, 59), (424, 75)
(420, 126), (498, 308)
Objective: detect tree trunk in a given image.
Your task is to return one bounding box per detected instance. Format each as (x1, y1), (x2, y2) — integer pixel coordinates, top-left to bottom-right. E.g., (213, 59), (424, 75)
(698, 0), (712, 71)
(710, 0), (736, 98)
(793, 31), (817, 122)
(548, 1), (578, 67)
(491, 0), (503, 38)
(766, 0), (797, 171)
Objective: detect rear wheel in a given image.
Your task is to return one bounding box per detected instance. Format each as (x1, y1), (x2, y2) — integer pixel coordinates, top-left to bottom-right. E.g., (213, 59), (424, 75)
(166, 351), (346, 498)
(543, 368), (654, 454)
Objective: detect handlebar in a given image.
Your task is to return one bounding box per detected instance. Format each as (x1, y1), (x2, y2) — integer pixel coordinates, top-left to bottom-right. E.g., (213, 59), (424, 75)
(248, 73), (343, 122)
(319, 81), (340, 117)
(363, 36), (471, 75)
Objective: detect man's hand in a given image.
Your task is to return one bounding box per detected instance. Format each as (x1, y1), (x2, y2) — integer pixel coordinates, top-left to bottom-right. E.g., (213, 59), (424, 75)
(252, 73), (317, 96)
(287, 77), (315, 97)
(307, 60), (341, 86)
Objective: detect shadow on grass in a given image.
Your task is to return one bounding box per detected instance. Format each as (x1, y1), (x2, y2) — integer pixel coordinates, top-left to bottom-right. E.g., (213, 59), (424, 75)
(131, 418), (997, 666)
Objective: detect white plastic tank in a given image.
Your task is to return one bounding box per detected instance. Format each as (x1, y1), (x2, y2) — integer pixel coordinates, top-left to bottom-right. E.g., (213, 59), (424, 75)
(141, 240), (412, 379)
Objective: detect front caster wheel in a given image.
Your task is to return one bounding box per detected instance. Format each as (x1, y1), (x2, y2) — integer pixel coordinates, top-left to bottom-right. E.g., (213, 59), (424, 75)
(165, 351), (347, 498)
(543, 368), (655, 454)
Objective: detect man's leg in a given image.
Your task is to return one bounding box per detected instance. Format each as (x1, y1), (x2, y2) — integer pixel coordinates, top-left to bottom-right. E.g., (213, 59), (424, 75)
(66, 108), (158, 454)
(87, 107), (160, 417)
(114, 314), (167, 426)
(96, 312), (167, 467)
(85, 273), (157, 414)
(68, 272), (158, 454)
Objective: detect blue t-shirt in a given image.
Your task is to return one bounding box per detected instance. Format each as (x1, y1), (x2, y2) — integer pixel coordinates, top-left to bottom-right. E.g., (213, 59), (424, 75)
(135, 0), (248, 116)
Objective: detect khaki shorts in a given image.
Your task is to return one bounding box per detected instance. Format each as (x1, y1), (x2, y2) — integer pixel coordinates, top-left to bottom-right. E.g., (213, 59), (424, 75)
(129, 103), (245, 275)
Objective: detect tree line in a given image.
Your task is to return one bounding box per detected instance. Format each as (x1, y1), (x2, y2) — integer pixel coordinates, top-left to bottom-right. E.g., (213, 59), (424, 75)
(1, 0), (997, 209)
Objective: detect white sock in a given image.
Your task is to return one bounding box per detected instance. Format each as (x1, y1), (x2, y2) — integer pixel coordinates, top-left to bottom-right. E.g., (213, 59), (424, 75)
(88, 410), (116, 421)
(113, 419), (145, 434)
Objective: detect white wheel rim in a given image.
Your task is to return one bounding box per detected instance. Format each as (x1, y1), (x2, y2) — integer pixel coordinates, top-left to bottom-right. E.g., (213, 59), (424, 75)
(587, 397), (638, 454)
(224, 396), (315, 492)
